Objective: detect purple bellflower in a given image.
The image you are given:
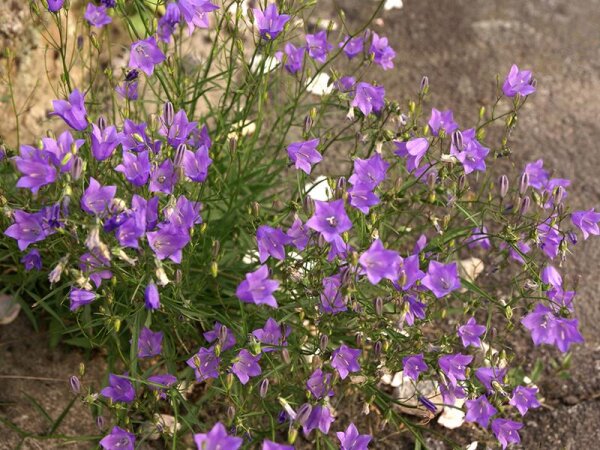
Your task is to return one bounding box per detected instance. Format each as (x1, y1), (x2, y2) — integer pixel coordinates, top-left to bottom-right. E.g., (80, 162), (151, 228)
(257, 225), (291, 262)
(52, 89), (88, 131)
(467, 226), (491, 250)
(231, 349), (262, 385)
(91, 123), (120, 161)
(21, 249), (42, 271)
(438, 353), (473, 386)
(158, 3), (181, 42)
(306, 368), (334, 399)
(100, 373), (135, 403)
(523, 159), (549, 190)
(13, 146), (57, 194)
(100, 426), (135, 450)
(287, 217), (311, 251)
(339, 35), (364, 59)
(115, 150), (151, 186)
(182, 146), (212, 182)
(187, 347), (220, 382)
(129, 37), (166, 76)
(42, 131), (84, 173)
(79, 252), (112, 288)
(236, 265), (280, 308)
(253, 3), (290, 40)
(402, 354), (428, 381)
(283, 43), (305, 74)
(396, 254), (425, 290)
(302, 405), (335, 435)
(502, 64), (535, 97)
(465, 395), (497, 428)
(370, 32), (395, 70)
(320, 274), (347, 314)
(137, 327), (163, 358)
(521, 303), (584, 352)
(348, 183), (380, 214)
(422, 261), (461, 298)
(147, 373), (178, 399)
(359, 239), (401, 284)
(262, 441), (294, 450)
(337, 423), (372, 450)
(394, 137), (430, 173)
(159, 109), (198, 148)
(164, 195), (202, 230)
(4, 210), (48, 250)
(306, 199), (352, 243)
(287, 138), (322, 175)
(147, 223), (191, 263)
(541, 265), (562, 289)
(475, 367), (507, 392)
(69, 288), (97, 311)
(84, 3), (112, 28)
(81, 177), (116, 215)
(47, 0), (64, 12)
(351, 82), (385, 116)
(509, 385), (540, 416)
(306, 31), (333, 63)
(193, 422), (242, 450)
(491, 418), (523, 449)
(331, 344), (361, 379)
(450, 128), (490, 175)
(204, 322), (236, 351)
(149, 159), (177, 194)
(571, 208), (600, 240)
(428, 108), (458, 136)
(457, 318), (486, 348)
(252, 317), (290, 352)
(177, 0), (219, 35)
(348, 153), (389, 189)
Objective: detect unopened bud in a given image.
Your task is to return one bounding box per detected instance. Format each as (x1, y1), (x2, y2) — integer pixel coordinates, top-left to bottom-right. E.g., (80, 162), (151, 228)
(210, 261), (218, 278)
(457, 174), (466, 191)
(69, 375), (81, 394)
(568, 231), (578, 245)
(163, 102), (174, 127)
(251, 201), (260, 217)
(227, 405), (236, 422)
(211, 240), (221, 259)
(259, 378), (269, 398)
(519, 173), (529, 195)
(229, 137), (237, 154)
(355, 332), (363, 348)
(302, 196), (314, 215)
(174, 144), (186, 167)
(519, 196), (531, 215)
(96, 416), (106, 430)
(553, 185), (566, 204)
(451, 130), (463, 151)
(281, 348), (291, 364)
(374, 297), (383, 316)
(71, 156), (83, 180)
(373, 340), (383, 357)
(295, 403), (312, 425)
(304, 115), (313, 134)
(319, 334), (329, 352)
(420, 75), (429, 92)
(97, 116), (107, 131)
(499, 175), (509, 199)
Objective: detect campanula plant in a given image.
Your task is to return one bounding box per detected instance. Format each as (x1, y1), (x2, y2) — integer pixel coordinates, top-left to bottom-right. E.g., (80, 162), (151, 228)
(0, 1), (597, 449)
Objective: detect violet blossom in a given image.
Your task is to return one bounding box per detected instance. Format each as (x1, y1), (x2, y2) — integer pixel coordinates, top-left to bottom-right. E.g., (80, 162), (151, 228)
(370, 32), (395, 70)
(339, 35), (364, 59)
(204, 322), (236, 351)
(51, 89), (88, 131)
(149, 159), (177, 194)
(13, 146), (57, 194)
(509, 385), (540, 416)
(47, 0), (64, 12)
(331, 344), (361, 379)
(100, 426), (135, 450)
(81, 177), (116, 215)
(69, 288), (97, 311)
(100, 373), (135, 403)
(84, 3), (112, 28)
(438, 353), (473, 386)
(236, 265), (280, 308)
(491, 418), (523, 449)
(186, 347), (220, 381)
(306, 368), (334, 399)
(283, 43), (305, 74)
(177, 0), (219, 35)
(129, 37), (166, 76)
(306, 31), (333, 63)
(402, 353), (428, 381)
(5, 210), (49, 251)
(306, 199), (352, 243)
(302, 405), (335, 435)
(571, 208), (600, 240)
(252, 317), (290, 352)
(253, 3), (290, 40)
(137, 327), (163, 358)
(421, 261), (461, 298)
(256, 225), (291, 262)
(115, 150), (151, 186)
(287, 138), (322, 175)
(182, 145), (212, 182)
(147, 223), (191, 263)
(475, 366), (507, 392)
(193, 422), (242, 450)
(21, 249), (42, 271)
(351, 82), (385, 116)
(428, 108), (458, 136)
(337, 423), (372, 450)
(457, 318), (486, 348)
(231, 349), (262, 385)
(91, 123), (121, 161)
(502, 64), (535, 97)
(359, 239), (401, 284)
(465, 395), (497, 428)
(320, 274), (347, 314)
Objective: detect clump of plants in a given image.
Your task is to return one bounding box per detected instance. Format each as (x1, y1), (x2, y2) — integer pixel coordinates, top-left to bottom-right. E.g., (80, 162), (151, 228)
(1, 1), (598, 449)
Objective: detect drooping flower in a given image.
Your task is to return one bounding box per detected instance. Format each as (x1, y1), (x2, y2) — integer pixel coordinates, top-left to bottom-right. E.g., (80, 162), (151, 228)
(256, 225), (291, 262)
(236, 265), (280, 308)
(79, 252), (112, 288)
(465, 395), (497, 428)
(287, 138), (322, 175)
(149, 159), (177, 194)
(137, 327), (163, 358)
(475, 367), (507, 392)
(147, 224), (191, 263)
(402, 354), (428, 381)
(182, 146), (212, 182)
(428, 108), (458, 136)
(438, 353), (473, 386)
(252, 317), (290, 352)
(100, 373), (135, 403)
(394, 137), (430, 172)
(302, 405), (335, 435)
(306, 199), (352, 243)
(422, 261), (461, 298)
(69, 288), (97, 311)
(351, 82), (385, 116)
(305, 31), (333, 63)
(115, 151), (151, 186)
(21, 249), (42, 271)
(331, 344), (361, 379)
(262, 441), (294, 450)
(339, 35), (364, 59)
(502, 64), (535, 97)
(100, 426), (135, 450)
(509, 385), (540, 416)
(359, 239), (401, 284)
(51, 89), (88, 131)
(457, 318), (486, 348)
(320, 274), (347, 314)
(158, 2), (181, 42)
(337, 423), (372, 450)
(91, 124), (120, 161)
(81, 177), (116, 215)
(13, 146), (57, 194)
(571, 208), (600, 240)
(84, 3), (112, 28)
(306, 368), (334, 399)
(537, 220), (562, 260)
(129, 37), (166, 76)
(439, 381), (466, 406)
(193, 422), (242, 450)
(253, 3), (290, 40)
(186, 347), (220, 381)
(541, 265), (562, 289)
(369, 32), (395, 70)
(283, 43), (305, 74)
(116, 79), (139, 100)
(403, 295), (426, 325)
(177, 0), (219, 35)
(47, 0), (64, 12)
(491, 418), (523, 449)
(204, 322), (236, 351)
(231, 349), (261, 385)
(396, 255), (425, 290)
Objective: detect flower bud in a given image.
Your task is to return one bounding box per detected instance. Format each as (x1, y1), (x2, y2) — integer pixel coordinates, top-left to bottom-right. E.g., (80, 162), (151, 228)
(302, 196), (314, 215)
(211, 240), (221, 259)
(281, 348), (291, 364)
(374, 297), (383, 316)
(568, 231), (578, 245)
(499, 175), (509, 199)
(304, 115), (313, 134)
(451, 130), (463, 151)
(399, 113), (408, 126)
(295, 403), (312, 425)
(355, 332), (363, 348)
(457, 174), (466, 191)
(229, 137), (237, 154)
(71, 156), (83, 180)
(174, 144), (186, 167)
(69, 375), (81, 394)
(96, 416), (106, 431)
(553, 185), (566, 204)
(373, 340), (383, 357)
(426, 171), (437, 189)
(227, 405), (236, 422)
(519, 173), (529, 195)
(519, 195), (531, 215)
(259, 378), (269, 398)
(251, 201), (260, 217)
(288, 427), (298, 445)
(163, 102), (174, 128)
(97, 116), (107, 131)
(319, 334), (329, 352)
(420, 76), (429, 93)
(210, 261), (218, 278)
